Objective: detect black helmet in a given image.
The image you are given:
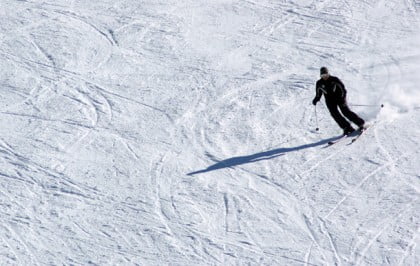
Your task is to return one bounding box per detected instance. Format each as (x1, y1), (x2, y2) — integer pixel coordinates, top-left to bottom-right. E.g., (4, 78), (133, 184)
(320, 67), (329, 75)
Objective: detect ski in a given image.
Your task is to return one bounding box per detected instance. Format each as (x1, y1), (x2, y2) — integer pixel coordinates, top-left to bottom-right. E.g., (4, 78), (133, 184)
(349, 131), (364, 144)
(348, 123), (375, 145)
(326, 135), (348, 146)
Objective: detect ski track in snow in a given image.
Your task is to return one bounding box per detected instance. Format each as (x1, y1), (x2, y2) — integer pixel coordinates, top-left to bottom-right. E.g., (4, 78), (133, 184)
(0, 0), (419, 265)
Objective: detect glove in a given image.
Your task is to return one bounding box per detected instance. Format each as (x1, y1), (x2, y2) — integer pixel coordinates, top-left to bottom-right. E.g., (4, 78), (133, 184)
(312, 99), (318, 105)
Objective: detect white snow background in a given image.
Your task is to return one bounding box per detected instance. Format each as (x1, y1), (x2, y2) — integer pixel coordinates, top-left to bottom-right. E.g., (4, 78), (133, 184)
(0, 0), (419, 265)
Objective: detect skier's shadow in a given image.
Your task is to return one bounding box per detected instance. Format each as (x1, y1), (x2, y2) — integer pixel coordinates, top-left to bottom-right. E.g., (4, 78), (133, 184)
(187, 135), (341, 176)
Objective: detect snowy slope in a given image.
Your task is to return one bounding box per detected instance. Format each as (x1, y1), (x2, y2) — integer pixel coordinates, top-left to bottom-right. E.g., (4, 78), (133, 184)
(1, 0), (419, 265)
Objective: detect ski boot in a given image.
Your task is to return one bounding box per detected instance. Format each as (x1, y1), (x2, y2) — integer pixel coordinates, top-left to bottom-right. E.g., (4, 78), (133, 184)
(343, 127), (355, 136)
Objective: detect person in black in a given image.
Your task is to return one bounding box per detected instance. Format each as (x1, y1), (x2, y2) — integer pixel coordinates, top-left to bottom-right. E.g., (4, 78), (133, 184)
(312, 67), (365, 135)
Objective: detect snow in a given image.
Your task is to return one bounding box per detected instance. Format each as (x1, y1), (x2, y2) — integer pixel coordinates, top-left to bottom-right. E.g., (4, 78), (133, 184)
(0, 0), (419, 265)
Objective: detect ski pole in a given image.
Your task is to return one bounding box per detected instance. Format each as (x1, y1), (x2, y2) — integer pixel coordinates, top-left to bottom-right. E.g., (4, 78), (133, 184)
(314, 105), (319, 131)
(350, 104), (384, 108)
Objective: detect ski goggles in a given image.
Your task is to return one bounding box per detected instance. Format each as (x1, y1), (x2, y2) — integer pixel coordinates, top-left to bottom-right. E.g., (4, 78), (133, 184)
(320, 73), (329, 78)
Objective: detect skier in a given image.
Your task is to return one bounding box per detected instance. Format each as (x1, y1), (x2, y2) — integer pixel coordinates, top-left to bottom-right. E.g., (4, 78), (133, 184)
(312, 67), (365, 135)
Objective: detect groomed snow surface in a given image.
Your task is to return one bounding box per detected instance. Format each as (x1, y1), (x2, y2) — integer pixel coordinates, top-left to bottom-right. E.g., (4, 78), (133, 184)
(1, 0), (419, 265)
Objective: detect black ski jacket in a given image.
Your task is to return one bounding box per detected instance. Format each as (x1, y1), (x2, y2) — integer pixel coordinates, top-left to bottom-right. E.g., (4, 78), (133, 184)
(313, 76), (347, 104)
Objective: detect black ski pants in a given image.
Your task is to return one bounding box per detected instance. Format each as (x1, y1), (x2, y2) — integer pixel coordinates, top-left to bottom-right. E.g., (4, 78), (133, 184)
(326, 100), (364, 129)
